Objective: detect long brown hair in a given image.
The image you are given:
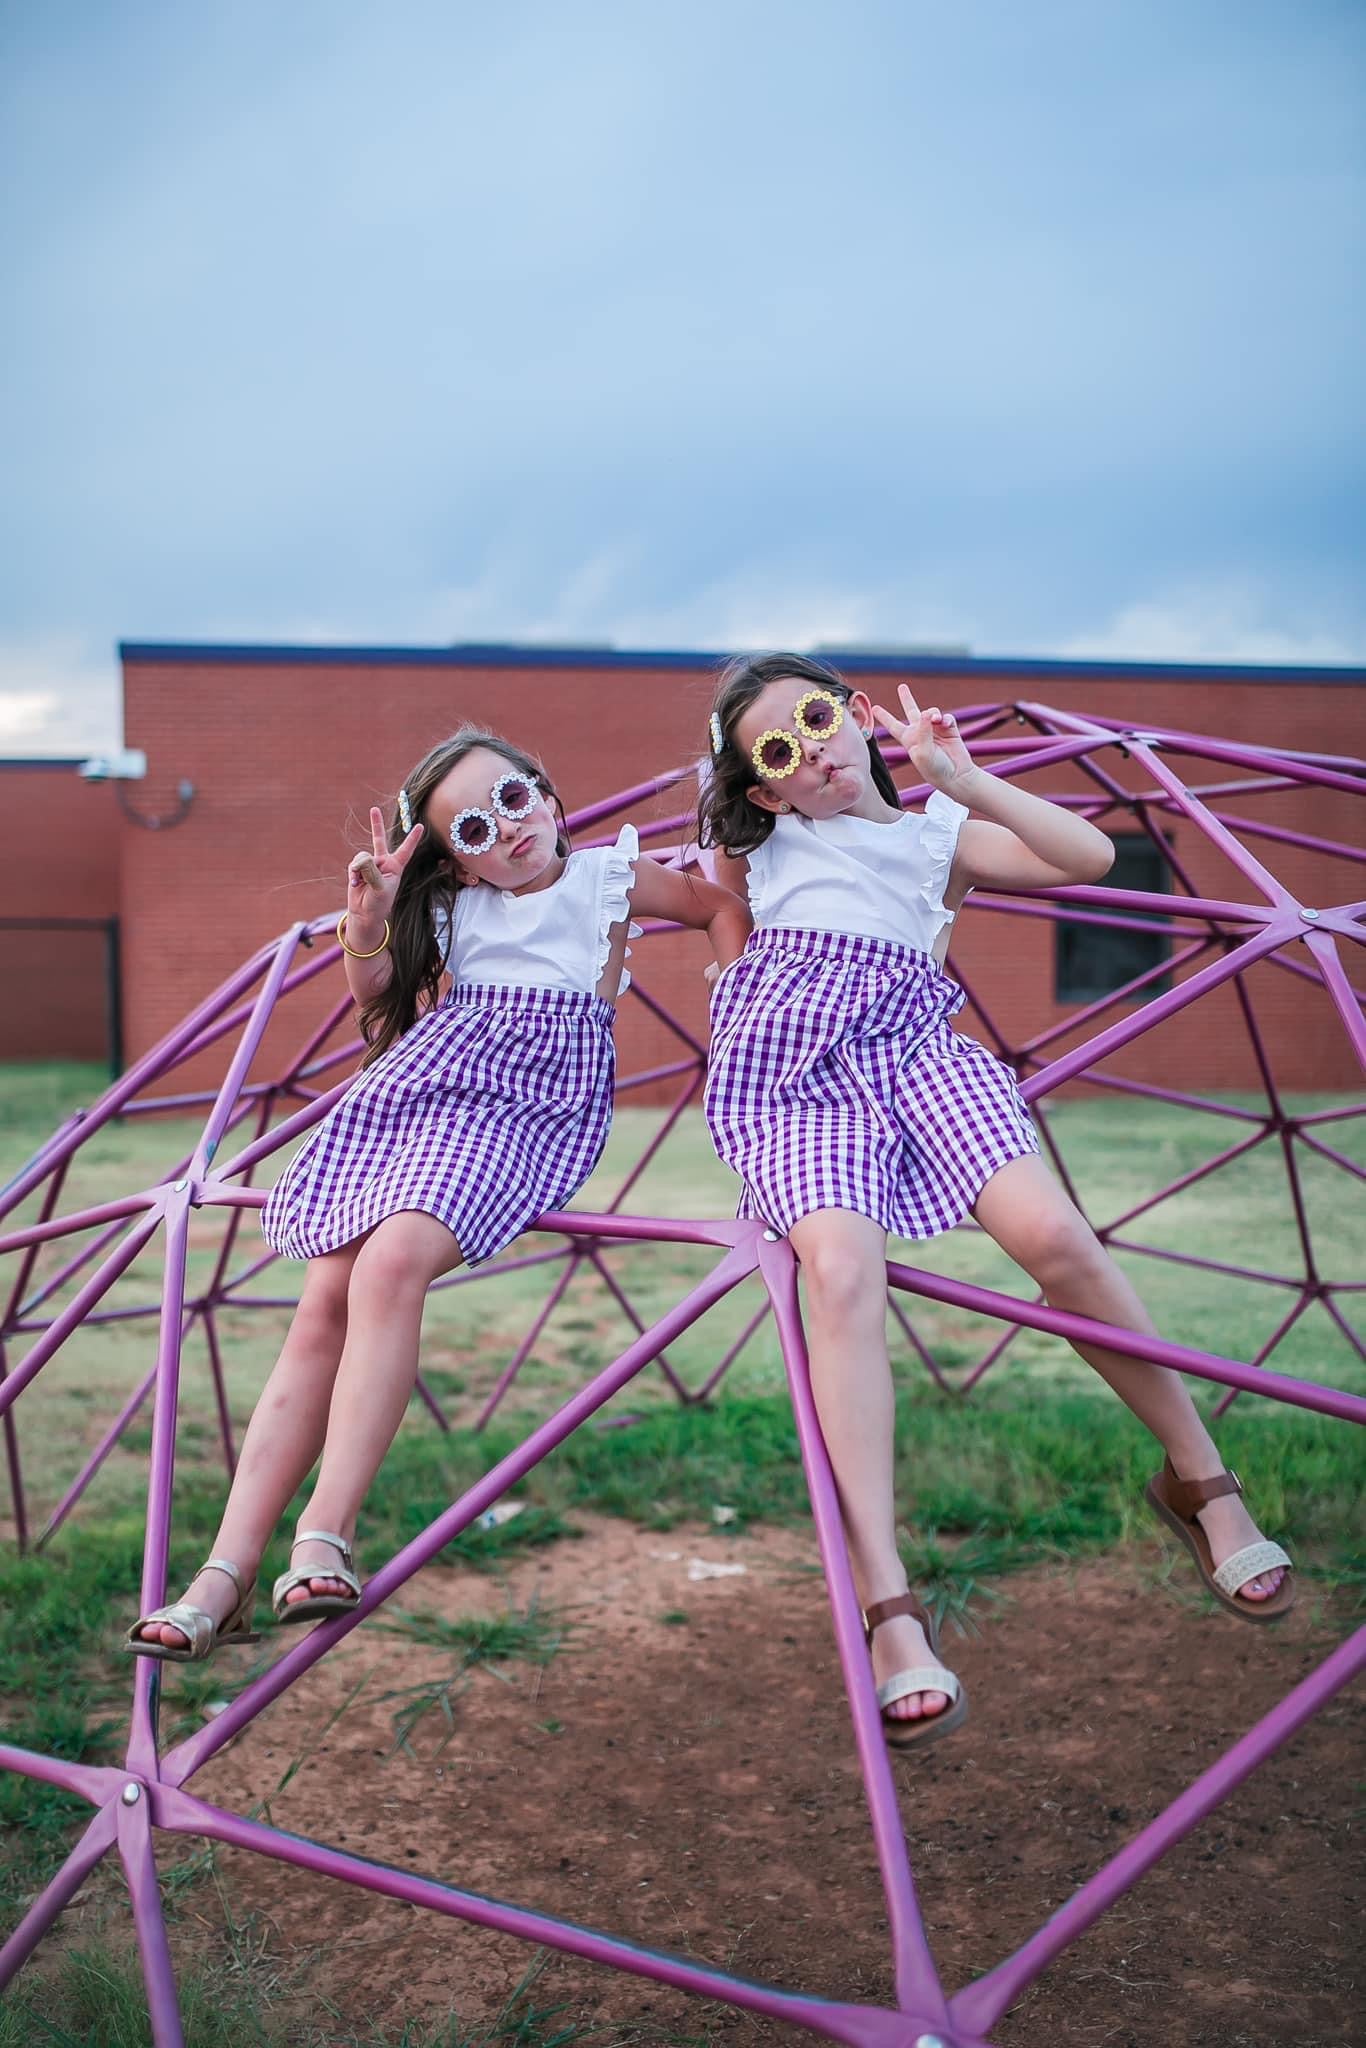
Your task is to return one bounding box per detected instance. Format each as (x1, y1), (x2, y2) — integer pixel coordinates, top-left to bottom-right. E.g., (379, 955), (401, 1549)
(359, 727), (570, 1066)
(696, 652), (901, 856)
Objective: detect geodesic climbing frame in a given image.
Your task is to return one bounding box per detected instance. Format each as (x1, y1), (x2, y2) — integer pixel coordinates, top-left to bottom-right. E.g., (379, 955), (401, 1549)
(0, 704), (1363, 2042)
(3, 707), (1362, 1549)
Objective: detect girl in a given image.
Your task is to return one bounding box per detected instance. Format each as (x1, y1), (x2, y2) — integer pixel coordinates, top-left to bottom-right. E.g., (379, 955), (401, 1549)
(129, 726), (751, 1660)
(699, 654), (1293, 1752)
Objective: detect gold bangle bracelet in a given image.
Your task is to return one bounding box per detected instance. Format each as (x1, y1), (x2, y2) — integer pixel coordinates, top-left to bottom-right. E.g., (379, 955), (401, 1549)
(336, 913), (391, 960)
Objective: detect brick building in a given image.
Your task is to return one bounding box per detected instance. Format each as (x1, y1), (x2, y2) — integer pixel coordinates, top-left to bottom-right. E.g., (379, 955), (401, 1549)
(4, 645), (1363, 1093)
(0, 761), (120, 1064)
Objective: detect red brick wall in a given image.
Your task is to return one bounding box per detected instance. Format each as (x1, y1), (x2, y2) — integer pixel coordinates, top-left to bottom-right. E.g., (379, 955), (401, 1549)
(97, 653), (1366, 1101)
(0, 764), (120, 1062)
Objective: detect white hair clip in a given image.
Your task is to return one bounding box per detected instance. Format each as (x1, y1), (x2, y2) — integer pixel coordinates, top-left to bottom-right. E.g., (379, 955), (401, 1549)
(397, 787), (413, 833)
(709, 711), (725, 757)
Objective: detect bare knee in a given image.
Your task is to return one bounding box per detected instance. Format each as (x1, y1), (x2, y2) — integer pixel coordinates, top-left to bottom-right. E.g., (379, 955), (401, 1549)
(348, 1220), (454, 1307)
(294, 1256), (352, 1346)
(1018, 1213), (1110, 1300)
(796, 1231), (885, 1329)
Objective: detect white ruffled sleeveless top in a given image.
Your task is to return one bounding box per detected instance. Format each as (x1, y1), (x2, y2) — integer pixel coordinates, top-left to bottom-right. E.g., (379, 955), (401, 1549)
(439, 824), (641, 997)
(745, 793), (968, 959)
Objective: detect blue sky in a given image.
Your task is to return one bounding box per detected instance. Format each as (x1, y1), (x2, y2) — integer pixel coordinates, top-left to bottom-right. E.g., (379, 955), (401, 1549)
(2, 1), (1363, 752)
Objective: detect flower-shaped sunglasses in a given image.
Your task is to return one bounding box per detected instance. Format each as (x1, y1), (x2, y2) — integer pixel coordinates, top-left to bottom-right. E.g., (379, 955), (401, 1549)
(750, 688), (845, 781)
(450, 771), (542, 856)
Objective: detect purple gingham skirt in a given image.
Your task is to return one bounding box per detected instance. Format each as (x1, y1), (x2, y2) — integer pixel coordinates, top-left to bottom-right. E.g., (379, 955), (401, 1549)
(262, 983), (616, 1268)
(704, 927), (1039, 1240)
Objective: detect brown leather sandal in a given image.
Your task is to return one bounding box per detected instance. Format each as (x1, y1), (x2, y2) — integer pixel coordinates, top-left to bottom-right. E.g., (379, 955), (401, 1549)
(1145, 1458), (1295, 1623)
(863, 1591), (968, 1752)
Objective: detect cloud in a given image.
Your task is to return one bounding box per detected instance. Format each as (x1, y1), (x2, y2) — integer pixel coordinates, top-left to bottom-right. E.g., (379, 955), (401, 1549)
(0, 633), (121, 755)
(1055, 582), (1366, 667)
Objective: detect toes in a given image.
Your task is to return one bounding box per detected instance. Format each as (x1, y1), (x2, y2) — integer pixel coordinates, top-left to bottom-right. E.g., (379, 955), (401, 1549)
(885, 1690), (948, 1722)
(1236, 1567), (1285, 1603)
(1247, 1573), (1274, 1599)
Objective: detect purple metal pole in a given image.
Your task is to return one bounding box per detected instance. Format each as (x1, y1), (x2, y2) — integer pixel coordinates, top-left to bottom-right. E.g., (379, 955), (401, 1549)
(1021, 923), (1292, 1100)
(883, 1258), (1366, 1424)
(0, 1804), (118, 1987)
(473, 1250), (586, 1431)
(1304, 927), (1366, 1068)
(36, 1295), (201, 1546)
(0, 1193), (159, 1259)
(583, 1246), (693, 1402)
(758, 1232), (947, 2023)
(126, 1191), (193, 1777)
(150, 1785), (934, 2048)
(1211, 1294), (1314, 1419)
(0, 1213), (161, 1421)
(0, 947), (274, 1223)
(118, 1787), (186, 2048)
(949, 1625), (1366, 2036)
(189, 926), (309, 1175)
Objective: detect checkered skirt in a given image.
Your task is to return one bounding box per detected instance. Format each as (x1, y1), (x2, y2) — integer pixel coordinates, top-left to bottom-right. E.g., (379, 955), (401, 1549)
(262, 982), (616, 1267)
(704, 927), (1039, 1240)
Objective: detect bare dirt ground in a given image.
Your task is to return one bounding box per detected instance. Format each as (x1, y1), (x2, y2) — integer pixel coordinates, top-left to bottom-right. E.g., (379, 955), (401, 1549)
(157, 1518), (1360, 2047)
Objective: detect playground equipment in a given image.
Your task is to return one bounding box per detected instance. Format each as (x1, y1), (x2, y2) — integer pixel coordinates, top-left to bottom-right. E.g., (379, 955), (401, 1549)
(1, 703), (1362, 2044)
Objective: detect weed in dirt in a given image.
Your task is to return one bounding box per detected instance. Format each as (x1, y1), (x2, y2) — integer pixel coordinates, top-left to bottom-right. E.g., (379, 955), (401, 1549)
(374, 1596), (571, 1758)
(896, 1528), (1029, 1635)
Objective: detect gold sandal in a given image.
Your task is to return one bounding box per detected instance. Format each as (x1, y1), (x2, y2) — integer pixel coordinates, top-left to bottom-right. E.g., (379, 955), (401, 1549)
(124, 1557), (260, 1663)
(272, 1528), (362, 1626)
(864, 1591), (968, 1752)
(1145, 1458), (1295, 1624)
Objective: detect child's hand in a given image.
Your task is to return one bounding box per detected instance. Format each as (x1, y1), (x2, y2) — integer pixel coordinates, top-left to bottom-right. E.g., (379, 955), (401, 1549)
(347, 806), (423, 926)
(871, 686), (977, 796)
(703, 960), (720, 991)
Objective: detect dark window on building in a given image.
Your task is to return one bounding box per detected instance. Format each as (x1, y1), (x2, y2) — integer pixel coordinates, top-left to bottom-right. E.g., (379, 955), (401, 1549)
(1055, 833), (1172, 1004)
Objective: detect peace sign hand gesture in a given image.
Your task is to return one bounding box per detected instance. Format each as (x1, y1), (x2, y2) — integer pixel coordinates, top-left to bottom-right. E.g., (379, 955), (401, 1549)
(870, 686), (979, 798)
(346, 806), (424, 929)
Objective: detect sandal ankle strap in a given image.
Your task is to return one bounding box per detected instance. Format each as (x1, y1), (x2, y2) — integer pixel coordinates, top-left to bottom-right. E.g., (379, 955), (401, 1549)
(292, 1529), (354, 1566)
(1162, 1459), (1242, 1518)
(198, 1557), (247, 1595)
(863, 1591), (928, 1640)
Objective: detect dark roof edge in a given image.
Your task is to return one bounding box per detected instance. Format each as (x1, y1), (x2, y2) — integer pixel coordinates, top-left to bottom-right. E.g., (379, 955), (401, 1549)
(0, 756), (98, 770)
(116, 640), (1366, 686)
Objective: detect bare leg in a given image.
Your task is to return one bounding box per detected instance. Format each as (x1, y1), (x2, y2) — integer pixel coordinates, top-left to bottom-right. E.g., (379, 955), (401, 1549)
(282, 1210), (464, 1606)
(788, 1209), (951, 1727)
(139, 1248), (357, 1647)
(972, 1155), (1286, 1604)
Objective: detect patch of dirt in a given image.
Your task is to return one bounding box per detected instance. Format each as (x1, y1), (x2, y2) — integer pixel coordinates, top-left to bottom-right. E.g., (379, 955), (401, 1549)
(179, 1518), (1361, 2046)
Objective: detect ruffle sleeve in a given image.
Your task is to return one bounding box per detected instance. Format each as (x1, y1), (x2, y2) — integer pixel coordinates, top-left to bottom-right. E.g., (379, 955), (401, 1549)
(595, 823), (642, 995)
(432, 901), (456, 972)
(743, 831), (771, 925)
(919, 790), (969, 923)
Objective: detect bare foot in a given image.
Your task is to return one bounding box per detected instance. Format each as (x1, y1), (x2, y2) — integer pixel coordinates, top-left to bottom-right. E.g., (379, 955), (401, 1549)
(868, 1607), (953, 1726)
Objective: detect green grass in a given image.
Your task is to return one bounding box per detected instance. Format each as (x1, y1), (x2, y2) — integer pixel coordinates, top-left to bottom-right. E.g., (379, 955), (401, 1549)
(1, 1068), (1361, 1529)
(0, 1945), (688, 2047)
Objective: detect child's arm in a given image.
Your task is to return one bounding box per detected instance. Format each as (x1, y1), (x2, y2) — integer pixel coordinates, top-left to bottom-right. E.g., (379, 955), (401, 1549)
(340, 805), (425, 1006)
(872, 686), (1114, 898)
(627, 855), (753, 967)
